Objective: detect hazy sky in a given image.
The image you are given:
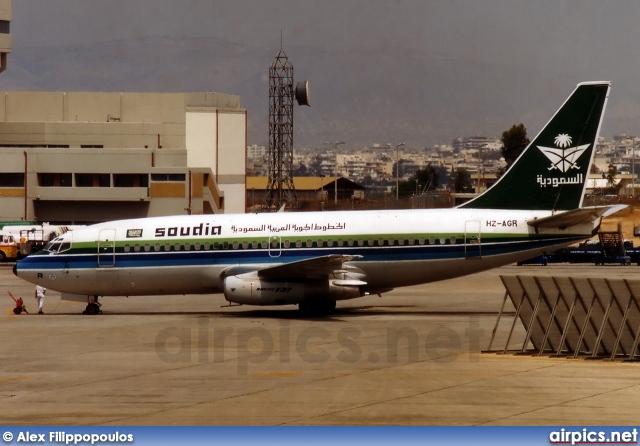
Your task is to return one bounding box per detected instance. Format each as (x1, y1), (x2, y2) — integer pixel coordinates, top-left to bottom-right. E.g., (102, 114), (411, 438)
(6, 1), (640, 148)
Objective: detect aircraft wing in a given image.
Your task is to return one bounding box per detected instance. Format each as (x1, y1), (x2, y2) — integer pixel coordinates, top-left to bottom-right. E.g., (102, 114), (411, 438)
(256, 254), (363, 280)
(526, 205), (625, 230)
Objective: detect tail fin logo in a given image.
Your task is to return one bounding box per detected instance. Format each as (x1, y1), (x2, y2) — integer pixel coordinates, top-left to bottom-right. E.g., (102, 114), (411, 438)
(537, 133), (590, 173)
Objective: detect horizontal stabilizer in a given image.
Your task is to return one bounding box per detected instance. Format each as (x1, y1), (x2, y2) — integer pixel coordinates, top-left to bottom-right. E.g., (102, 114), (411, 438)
(602, 204), (628, 218)
(526, 206), (622, 230)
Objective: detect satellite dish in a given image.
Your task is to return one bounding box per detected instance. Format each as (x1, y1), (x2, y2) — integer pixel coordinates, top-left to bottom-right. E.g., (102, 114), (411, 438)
(295, 81), (310, 106)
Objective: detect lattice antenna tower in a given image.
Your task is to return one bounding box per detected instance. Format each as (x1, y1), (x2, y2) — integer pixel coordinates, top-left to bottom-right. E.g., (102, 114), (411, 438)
(264, 44), (310, 211)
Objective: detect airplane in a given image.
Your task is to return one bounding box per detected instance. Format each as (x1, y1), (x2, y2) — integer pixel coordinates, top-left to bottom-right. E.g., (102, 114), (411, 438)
(14, 81), (618, 315)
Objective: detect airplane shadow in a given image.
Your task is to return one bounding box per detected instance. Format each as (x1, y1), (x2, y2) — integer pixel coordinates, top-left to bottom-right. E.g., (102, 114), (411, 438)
(217, 305), (511, 321)
(31, 306), (513, 320)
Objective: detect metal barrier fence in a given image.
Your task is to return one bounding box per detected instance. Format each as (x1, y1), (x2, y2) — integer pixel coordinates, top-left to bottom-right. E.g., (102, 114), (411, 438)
(488, 275), (640, 361)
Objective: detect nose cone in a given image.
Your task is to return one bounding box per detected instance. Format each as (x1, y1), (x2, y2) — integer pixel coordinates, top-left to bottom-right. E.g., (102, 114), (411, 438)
(12, 262), (17, 276)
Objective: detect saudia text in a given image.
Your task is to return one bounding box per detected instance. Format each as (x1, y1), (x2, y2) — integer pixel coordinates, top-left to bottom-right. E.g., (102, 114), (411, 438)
(537, 174), (583, 188)
(155, 223), (222, 237)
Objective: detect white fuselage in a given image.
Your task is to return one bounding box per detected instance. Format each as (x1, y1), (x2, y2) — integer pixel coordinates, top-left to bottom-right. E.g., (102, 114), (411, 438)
(15, 207), (598, 301)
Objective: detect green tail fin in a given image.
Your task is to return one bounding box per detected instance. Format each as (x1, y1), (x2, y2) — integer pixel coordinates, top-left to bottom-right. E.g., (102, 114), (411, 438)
(460, 81), (610, 211)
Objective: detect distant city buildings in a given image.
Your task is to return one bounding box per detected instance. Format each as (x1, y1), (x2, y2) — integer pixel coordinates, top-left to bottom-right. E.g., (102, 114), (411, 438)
(247, 133), (640, 199)
(247, 144), (267, 159)
(247, 136), (503, 186)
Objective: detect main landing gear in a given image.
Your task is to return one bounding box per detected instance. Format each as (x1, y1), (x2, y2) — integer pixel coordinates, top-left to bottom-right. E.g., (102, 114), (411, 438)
(82, 295), (102, 315)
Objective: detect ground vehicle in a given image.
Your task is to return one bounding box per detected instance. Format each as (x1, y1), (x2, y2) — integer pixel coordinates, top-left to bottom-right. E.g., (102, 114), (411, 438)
(3, 224), (84, 256)
(0, 231), (18, 262)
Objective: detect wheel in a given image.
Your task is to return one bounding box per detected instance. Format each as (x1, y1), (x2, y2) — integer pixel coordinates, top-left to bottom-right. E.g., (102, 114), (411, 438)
(0, 251), (6, 262)
(83, 302), (101, 315)
(13, 307), (21, 315)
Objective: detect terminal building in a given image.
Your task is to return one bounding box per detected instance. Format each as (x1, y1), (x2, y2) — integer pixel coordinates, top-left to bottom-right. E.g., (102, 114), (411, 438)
(0, 90), (247, 223)
(0, 0), (9, 75)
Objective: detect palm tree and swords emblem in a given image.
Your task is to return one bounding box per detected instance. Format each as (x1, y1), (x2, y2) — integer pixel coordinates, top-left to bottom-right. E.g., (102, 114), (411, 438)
(537, 134), (590, 173)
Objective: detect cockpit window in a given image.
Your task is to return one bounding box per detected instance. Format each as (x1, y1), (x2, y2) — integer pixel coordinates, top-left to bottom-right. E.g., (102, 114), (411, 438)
(45, 241), (60, 253)
(45, 234), (72, 254)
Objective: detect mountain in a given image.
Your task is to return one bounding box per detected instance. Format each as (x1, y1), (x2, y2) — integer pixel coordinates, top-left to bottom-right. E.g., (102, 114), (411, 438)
(0, 36), (619, 149)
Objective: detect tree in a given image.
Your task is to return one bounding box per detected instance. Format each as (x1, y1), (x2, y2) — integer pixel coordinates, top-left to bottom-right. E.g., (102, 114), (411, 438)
(501, 123), (530, 170)
(606, 163), (618, 189)
(414, 164), (439, 191)
(392, 159), (408, 179)
(396, 164), (440, 198)
(308, 154), (323, 176)
(453, 167), (473, 193)
(293, 163), (308, 176)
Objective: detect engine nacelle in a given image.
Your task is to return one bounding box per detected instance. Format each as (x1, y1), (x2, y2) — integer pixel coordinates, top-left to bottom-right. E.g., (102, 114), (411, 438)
(223, 275), (363, 306)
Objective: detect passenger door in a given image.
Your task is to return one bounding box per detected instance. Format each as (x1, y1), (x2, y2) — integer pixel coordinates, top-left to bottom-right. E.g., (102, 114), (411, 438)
(98, 229), (116, 267)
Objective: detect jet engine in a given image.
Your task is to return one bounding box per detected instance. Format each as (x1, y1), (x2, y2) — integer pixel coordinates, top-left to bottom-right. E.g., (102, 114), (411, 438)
(223, 275), (364, 306)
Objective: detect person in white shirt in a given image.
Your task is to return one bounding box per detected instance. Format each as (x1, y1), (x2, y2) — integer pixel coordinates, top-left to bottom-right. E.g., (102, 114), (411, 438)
(35, 285), (46, 314)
